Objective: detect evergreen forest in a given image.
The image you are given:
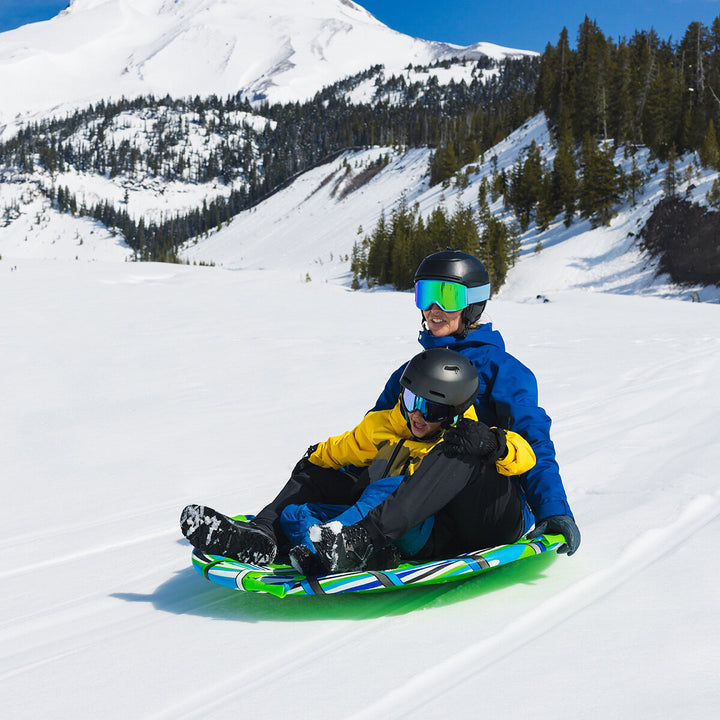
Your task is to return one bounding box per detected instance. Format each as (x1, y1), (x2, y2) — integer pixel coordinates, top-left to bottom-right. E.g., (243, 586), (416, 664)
(0, 57), (538, 261)
(357, 16), (720, 290)
(2, 16), (720, 285)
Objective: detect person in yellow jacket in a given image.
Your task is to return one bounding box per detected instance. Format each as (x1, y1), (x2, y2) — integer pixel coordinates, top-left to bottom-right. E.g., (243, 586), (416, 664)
(181, 349), (535, 574)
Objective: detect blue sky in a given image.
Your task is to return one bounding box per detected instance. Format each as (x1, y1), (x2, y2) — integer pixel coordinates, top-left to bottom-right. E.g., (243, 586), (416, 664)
(1, 1), (719, 52)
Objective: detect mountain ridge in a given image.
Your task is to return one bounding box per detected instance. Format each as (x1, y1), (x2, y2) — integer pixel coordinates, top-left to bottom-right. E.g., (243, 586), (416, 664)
(0, 0), (533, 134)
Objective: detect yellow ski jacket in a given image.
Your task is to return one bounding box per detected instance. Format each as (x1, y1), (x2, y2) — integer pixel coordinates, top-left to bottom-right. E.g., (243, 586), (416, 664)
(309, 399), (535, 480)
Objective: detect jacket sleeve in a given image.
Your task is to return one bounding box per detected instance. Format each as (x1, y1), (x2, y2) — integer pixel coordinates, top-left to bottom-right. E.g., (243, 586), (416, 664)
(487, 352), (573, 521)
(496, 430), (536, 476)
(308, 411), (385, 469)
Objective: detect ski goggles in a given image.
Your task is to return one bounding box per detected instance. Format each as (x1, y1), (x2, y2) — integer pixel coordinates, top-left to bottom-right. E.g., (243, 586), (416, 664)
(401, 388), (457, 423)
(415, 279), (491, 312)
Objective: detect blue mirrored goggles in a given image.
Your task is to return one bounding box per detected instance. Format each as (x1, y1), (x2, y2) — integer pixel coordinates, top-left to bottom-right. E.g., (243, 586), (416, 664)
(415, 279), (490, 312)
(401, 388), (457, 424)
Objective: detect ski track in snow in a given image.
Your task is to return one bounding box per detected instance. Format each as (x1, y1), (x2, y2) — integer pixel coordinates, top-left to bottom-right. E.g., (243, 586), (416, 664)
(146, 587), (451, 720)
(347, 493), (720, 719)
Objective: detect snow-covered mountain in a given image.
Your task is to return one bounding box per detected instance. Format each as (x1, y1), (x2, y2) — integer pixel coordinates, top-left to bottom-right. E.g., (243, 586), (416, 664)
(1, 1), (717, 302)
(0, 0), (532, 133)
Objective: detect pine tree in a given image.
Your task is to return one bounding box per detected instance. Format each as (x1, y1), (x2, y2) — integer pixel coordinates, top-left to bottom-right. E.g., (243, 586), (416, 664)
(365, 211), (390, 284)
(624, 155), (647, 206)
(429, 143), (460, 186)
(705, 177), (720, 209)
(425, 206), (451, 252)
(449, 202), (481, 255)
(478, 213), (518, 290)
(606, 40), (635, 143)
(579, 134), (619, 226)
(551, 132), (578, 225)
(535, 170), (556, 232)
(572, 17), (610, 141)
(661, 147), (679, 198)
(699, 119), (720, 168)
(509, 140), (544, 231)
(388, 197), (419, 289)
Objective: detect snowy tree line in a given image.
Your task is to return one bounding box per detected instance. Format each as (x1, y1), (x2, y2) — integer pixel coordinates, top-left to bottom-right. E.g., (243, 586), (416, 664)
(536, 17), (720, 161)
(351, 199), (520, 293)
(433, 16), (720, 229)
(0, 57), (538, 260)
(3, 14), (720, 281)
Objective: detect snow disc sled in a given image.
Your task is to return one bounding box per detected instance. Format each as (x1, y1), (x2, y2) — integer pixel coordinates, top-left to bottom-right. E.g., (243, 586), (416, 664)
(188, 519), (565, 597)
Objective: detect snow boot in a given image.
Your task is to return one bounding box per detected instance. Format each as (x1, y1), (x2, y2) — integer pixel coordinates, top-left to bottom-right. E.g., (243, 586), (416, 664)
(309, 522), (374, 573)
(288, 544), (324, 577)
(365, 544), (403, 571)
(180, 504), (276, 565)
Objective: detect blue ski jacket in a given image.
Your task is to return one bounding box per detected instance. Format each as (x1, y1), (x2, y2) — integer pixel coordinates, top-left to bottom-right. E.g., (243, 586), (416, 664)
(371, 324), (573, 528)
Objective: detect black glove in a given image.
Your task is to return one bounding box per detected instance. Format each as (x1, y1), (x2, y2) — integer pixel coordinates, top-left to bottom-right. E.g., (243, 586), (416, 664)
(440, 418), (506, 463)
(527, 514), (581, 555)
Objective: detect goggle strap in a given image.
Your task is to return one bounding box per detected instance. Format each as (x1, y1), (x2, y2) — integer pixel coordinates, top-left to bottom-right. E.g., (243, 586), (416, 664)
(466, 283), (491, 303)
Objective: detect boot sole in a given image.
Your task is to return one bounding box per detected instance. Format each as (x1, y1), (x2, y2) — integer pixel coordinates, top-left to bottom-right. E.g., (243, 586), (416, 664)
(180, 504), (276, 565)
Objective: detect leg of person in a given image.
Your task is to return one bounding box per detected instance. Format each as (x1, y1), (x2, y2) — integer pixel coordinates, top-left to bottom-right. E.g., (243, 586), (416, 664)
(281, 501), (349, 575)
(309, 448), (478, 573)
(416, 464), (525, 559)
(356, 445), (477, 547)
(252, 462), (368, 547)
(180, 461), (367, 564)
(307, 475), (408, 572)
(310, 446), (520, 570)
(285, 476), (407, 574)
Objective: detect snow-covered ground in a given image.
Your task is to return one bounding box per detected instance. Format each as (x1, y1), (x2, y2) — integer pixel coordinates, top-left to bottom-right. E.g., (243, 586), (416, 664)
(2, 253), (719, 719)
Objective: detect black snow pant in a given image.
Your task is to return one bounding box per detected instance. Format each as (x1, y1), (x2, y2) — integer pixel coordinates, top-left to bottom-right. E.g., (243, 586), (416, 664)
(357, 444), (526, 558)
(253, 444), (525, 558)
(251, 456), (371, 548)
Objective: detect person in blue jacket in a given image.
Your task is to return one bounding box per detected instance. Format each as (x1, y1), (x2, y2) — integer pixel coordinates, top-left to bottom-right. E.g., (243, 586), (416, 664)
(373, 248), (580, 555)
(279, 348), (536, 575)
(180, 348), (537, 572)
(180, 249), (579, 567)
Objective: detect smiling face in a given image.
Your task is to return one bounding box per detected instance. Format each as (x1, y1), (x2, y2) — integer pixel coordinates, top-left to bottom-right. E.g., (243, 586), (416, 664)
(422, 304), (464, 337)
(406, 410), (444, 439)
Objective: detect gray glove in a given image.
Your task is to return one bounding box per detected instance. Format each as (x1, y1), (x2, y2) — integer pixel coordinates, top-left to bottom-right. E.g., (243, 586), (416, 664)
(528, 514), (581, 555)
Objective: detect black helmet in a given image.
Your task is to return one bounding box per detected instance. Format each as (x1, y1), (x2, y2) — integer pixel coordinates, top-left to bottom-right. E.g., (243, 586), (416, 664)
(414, 249), (490, 329)
(399, 348), (478, 426)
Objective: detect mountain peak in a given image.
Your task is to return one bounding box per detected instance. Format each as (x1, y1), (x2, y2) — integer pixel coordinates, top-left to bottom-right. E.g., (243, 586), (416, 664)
(0, 0), (532, 133)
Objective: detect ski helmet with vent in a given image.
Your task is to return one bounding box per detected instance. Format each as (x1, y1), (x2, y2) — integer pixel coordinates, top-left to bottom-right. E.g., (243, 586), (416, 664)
(399, 348), (479, 427)
(414, 249), (491, 330)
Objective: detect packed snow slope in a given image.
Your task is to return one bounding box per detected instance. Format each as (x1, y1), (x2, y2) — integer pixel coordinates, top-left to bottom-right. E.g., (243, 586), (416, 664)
(2, 253), (720, 719)
(0, 0), (531, 133)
